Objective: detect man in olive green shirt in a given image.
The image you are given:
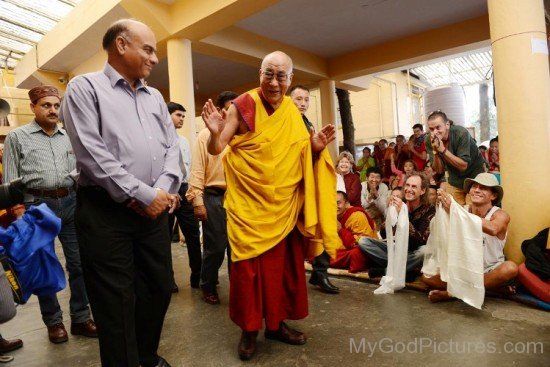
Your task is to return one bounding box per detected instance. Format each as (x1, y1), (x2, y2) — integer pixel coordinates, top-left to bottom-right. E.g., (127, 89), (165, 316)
(425, 111), (485, 205)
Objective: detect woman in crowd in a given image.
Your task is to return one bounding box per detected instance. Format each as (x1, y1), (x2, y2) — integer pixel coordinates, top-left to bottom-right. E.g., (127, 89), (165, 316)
(336, 151), (362, 207)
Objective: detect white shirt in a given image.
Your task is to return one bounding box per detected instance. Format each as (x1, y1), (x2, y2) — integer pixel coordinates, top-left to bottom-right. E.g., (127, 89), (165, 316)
(179, 136), (191, 183)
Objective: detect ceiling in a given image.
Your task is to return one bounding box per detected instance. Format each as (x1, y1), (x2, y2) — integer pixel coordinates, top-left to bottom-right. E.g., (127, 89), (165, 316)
(410, 49), (492, 87)
(0, 0), (80, 69)
(236, 0), (487, 58)
(147, 52), (259, 97)
(8, 0), (496, 97)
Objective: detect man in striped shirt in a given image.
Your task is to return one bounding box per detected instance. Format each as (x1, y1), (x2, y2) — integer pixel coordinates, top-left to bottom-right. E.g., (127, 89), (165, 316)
(3, 85), (97, 344)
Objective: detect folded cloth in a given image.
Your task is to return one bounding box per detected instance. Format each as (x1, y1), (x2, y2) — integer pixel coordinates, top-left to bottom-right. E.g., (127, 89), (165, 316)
(0, 204), (65, 302)
(375, 204), (409, 294)
(421, 200), (485, 309)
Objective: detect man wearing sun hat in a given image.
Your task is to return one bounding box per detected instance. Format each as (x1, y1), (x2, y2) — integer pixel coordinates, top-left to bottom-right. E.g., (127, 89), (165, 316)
(422, 172), (519, 302)
(3, 85), (97, 343)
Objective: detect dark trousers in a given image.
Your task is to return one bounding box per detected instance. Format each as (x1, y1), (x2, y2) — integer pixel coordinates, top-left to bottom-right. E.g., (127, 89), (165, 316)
(312, 251), (331, 274)
(32, 192), (90, 326)
(76, 187), (173, 367)
(168, 183), (202, 282)
(201, 189), (230, 293)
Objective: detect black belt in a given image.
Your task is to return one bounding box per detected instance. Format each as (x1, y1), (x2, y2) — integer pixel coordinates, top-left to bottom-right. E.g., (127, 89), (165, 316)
(204, 187), (225, 196)
(28, 187), (73, 198)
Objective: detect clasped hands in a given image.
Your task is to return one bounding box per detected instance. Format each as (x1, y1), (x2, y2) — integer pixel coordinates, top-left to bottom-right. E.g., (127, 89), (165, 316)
(127, 188), (181, 219)
(437, 188), (452, 213)
(430, 133), (445, 153)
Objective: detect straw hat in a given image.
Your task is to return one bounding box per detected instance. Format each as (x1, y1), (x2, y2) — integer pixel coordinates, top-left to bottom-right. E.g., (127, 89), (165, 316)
(463, 173), (503, 203)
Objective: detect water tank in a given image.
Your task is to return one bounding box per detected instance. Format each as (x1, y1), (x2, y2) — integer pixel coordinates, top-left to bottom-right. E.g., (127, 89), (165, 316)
(424, 84), (466, 126)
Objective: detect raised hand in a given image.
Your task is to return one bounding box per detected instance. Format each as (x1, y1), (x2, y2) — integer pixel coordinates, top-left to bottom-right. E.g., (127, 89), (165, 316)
(311, 124), (336, 153)
(201, 99), (227, 137)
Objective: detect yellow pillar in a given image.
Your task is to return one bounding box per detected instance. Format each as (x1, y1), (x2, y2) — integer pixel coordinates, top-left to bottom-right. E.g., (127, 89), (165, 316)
(167, 38), (197, 147)
(488, 0), (550, 262)
(319, 79), (339, 163)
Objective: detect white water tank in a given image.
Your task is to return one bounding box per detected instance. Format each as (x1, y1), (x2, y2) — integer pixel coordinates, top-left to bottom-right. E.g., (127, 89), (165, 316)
(424, 84), (466, 126)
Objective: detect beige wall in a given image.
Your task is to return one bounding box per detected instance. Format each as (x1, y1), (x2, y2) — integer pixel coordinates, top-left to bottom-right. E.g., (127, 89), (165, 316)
(0, 70), (32, 131)
(328, 71), (427, 148)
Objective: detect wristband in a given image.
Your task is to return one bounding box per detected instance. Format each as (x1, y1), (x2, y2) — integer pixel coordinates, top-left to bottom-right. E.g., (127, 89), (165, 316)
(440, 148), (447, 155)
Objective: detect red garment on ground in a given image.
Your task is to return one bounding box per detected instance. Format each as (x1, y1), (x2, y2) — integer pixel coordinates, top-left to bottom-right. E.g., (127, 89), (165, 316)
(330, 206), (372, 273)
(330, 247), (368, 273)
(229, 229), (308, 331)
(518, 263), (550, 303)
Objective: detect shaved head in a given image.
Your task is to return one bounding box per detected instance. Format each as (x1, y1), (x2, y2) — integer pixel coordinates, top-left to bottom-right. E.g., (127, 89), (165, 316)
(261, 51), (293, 73)
(103, 19), (149, 51)
(103, 18), (158, 83)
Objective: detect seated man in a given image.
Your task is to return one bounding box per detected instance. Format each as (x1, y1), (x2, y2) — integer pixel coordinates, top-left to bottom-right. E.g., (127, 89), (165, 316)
(360, 172), (435, 280)
(330, 191), (377, 273)
(361, 167), (389, 230)
(422, 173), (518, 302)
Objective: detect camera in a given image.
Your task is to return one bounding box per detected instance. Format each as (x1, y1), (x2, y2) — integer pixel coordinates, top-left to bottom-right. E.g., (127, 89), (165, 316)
(0, 178), (26, 210)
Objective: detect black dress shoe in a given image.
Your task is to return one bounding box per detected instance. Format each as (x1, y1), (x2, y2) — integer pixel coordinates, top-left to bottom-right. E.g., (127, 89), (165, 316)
(309, 271), (339, 294)
(238, 331), (258, 361)
(190, 274), (200, 289)
(156, 356), (172, 367)
(0, 337), (23, 353)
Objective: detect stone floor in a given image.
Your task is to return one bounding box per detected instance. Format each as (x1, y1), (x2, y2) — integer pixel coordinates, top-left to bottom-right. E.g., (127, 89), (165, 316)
(2, 242), (549, 366)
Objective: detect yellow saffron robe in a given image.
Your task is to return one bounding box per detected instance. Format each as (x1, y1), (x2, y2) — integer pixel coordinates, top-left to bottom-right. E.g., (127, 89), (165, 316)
(224, 89), (339, 262)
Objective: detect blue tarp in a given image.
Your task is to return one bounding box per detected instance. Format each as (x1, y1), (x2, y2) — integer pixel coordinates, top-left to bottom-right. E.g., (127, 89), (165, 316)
(0, 204), (65, 303)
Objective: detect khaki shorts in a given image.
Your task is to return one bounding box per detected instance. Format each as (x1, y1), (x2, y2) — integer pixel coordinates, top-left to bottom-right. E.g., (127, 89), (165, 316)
(445, 184), (472, 206)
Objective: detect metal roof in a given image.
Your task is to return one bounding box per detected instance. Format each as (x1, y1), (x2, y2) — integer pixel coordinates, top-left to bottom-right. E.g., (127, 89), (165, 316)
(0, 0), (79, 69)
(410, 50), (492, 87)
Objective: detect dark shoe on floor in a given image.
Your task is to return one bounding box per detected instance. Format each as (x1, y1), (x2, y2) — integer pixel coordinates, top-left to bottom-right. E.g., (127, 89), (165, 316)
(202, 290), (220, 305)
(71, 319), (98, 338)
(156, 356), (172, 367)
(0, 337), (22, 353)
(265, 322), (307, 345)
(238, 331), (258, 361)
(47, 323), (68, 343)
(172, 282), (179, 293)
(368, 267), (386, 278)
(190, 274), (200, 289)
(309, 271), (339, 294)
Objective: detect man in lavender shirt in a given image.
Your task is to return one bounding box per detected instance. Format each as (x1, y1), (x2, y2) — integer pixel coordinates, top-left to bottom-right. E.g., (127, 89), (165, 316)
(60, 19), (181, 367)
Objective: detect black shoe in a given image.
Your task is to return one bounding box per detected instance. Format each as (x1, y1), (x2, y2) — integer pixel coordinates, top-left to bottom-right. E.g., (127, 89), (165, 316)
(156, 356), (172, 367)
(309, 271), (339, 294)
(190, 274), (200, 289)
(368, 267), (386, 278)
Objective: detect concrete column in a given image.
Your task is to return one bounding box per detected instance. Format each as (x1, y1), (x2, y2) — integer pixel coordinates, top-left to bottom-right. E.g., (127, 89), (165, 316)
(167, 38), (196, 147)
(319, 79), (339, 163)
(488, 0), (550, 262)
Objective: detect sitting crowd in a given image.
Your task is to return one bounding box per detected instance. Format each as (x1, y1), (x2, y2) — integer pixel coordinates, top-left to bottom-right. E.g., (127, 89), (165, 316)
(303, 105), (549, 307)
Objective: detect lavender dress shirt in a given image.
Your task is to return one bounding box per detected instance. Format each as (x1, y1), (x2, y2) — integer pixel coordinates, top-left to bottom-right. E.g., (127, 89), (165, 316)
(60, 63), (182, 206)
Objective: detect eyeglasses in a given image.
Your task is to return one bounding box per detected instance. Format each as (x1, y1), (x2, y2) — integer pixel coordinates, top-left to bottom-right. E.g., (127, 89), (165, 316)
(261, 70), (292, 83)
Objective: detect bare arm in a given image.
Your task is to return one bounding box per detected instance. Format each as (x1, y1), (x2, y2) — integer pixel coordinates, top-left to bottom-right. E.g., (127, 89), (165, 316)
(481, 209), (509, 239)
